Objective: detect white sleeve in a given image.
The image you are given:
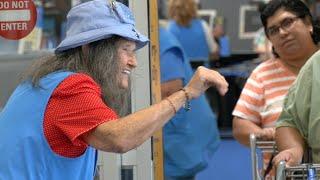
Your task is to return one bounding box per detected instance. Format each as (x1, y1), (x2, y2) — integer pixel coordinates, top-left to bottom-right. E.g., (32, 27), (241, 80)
(200, 20), (218, 53)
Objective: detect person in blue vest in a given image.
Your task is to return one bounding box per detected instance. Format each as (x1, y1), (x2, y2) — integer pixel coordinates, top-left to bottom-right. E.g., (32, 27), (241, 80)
(167, 0), (219, 69)
(0, 0), (228, 179)
(159, 28), (221, 180)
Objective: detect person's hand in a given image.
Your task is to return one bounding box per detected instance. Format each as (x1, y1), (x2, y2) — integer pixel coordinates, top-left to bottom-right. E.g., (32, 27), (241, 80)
(272, 148), (303, 167)
(184, 66), (228, 99)
(257, 127), (275, 141)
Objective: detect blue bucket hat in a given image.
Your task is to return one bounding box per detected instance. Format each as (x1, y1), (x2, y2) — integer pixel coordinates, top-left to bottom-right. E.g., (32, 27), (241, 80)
(55, 0), (149, 53)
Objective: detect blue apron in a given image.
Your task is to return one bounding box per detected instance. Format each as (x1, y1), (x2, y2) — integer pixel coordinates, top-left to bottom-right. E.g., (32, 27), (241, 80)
(168, 19), (210, 62)
(0, 71), (97, 179)
(160, 28), (220, 177)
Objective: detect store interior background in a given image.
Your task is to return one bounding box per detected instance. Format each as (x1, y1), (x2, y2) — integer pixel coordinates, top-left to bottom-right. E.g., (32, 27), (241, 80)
(1, 0), (320, 179)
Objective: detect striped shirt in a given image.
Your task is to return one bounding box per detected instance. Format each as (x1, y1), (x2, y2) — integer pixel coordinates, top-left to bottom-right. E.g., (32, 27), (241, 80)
(233, 58), (296, 128)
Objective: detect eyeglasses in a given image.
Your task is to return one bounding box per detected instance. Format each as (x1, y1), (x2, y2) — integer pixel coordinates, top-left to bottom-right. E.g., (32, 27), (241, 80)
(266, 16), (302, 37)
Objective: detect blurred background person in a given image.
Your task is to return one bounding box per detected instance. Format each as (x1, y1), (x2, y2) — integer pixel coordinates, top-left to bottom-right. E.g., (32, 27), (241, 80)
(232, 0), (319, 178)
(212, 17), (231, 58)
(167, 0), (219, 70)
(159, 27), (221, 180)
(253, 1), (273, 61)
(194, 0), (202, 9)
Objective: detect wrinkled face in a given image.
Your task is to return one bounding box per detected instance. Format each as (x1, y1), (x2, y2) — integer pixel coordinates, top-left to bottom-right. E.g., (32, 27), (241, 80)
(266, 8), (313, 59)
(116, 39), (137, 89)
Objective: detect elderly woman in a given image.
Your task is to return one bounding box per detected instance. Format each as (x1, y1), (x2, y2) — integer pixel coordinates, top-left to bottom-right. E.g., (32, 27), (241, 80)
(232, 0), (319, 177)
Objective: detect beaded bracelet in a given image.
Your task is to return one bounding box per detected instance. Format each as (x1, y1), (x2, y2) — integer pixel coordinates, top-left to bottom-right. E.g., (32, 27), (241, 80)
(181, 88), (191, 111)
(165, 98), (177, 114)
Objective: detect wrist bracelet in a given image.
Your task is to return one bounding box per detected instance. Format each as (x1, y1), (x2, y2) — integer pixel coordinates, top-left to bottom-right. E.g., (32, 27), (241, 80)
(181, 88), (191, 111)
(165, 98), (177, 114)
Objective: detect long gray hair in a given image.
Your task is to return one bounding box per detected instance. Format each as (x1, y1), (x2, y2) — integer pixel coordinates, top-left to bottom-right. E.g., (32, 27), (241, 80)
(26, 36), (130, 116)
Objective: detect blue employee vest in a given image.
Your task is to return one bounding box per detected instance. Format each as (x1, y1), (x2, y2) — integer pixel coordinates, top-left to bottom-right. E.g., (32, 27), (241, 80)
(168, 19), (210, 62)
(0, 71), (97, 180)
(160, 28), (220, 177)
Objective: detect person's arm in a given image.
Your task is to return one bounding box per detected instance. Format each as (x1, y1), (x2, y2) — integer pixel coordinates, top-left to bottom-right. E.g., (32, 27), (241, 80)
(273, 57), (315, 166)
(233, 117), (274, 147)
(200, 20), (219, 60)
(232, 71), (274, 146)
(161, 79), (183, 99)
(159, 47), (185, 99)
(272, 127), (305, 166)
(272, 90), (307, 166)
(84, 66), (229, 153)
(84, 90), (186, 153)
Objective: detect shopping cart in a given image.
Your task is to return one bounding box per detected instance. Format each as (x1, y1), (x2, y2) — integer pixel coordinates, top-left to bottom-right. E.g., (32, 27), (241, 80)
(276, 161), (320, 179)
(250, 133), (320, 179)
(250, 133), (278, 180)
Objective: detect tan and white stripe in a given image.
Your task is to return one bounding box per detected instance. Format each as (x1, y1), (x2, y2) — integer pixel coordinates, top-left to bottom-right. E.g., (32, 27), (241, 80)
(232, 59), (296, 126)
